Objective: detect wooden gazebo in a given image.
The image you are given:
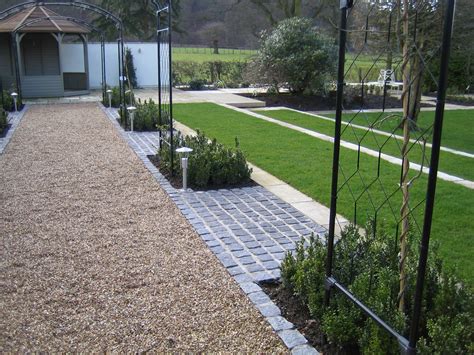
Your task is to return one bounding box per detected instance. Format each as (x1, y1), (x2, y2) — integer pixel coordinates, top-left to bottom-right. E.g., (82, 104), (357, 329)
(0, 6), (90, 98)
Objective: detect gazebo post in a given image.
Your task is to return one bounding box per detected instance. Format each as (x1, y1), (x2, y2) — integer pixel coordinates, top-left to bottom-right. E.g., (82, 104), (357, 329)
(11, 32), (22, 99)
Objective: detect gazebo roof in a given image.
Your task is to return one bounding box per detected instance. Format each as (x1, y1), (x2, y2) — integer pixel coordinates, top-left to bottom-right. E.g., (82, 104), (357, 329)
(0, 6), (90, 34)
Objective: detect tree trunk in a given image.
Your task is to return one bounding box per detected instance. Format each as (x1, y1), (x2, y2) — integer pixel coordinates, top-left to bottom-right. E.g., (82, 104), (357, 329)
(398, 0), (410, 313)
(213, 40), (219, 54)
(408, 46), (424, 130)
(293, 0), (302, 17)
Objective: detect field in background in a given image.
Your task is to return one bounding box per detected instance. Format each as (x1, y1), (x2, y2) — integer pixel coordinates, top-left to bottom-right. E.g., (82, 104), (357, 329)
(172, 46), (256, 62)
(172, 47), (398, 82)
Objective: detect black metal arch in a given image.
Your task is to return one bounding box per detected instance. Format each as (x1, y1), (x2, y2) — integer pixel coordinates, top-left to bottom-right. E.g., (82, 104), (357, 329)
(12, 15), (108, 103)
(151, 0), (175, 173)
(1, 0), (126, 118)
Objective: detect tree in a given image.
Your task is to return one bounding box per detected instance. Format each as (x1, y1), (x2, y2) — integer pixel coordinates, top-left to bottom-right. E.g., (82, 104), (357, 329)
(125, 48), (138, 89)
(251, 17), (337, 94)
(93, 0), (182, 40)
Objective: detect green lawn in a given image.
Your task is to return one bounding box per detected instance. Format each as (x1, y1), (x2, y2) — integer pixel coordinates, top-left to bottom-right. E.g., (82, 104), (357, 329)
(172, 47), (256, 63)
(171, 49), (394, 81)
(257, 109), (474, 181)
(326, 110), (474, 154)
(345, 54), (402, 82)
(174, 103), (474, 286)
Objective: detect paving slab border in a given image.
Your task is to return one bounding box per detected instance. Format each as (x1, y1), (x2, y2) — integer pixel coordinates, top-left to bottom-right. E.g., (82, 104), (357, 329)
(100, 104), (320, 354)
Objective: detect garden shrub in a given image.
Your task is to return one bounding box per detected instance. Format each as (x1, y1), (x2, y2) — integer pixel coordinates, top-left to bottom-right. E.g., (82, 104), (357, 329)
(189, 79), (206, 91)
(103, 86), (133, 108)
(281, 223), (474, 354)
(0, 108), (8, 135)
(2, 90), (22, 112)
(173, 61), (248, 88)
(132, 98), (159, 131)
(125, 47), (138, 89)
(250, 17), (337, 94)
(158, 130), (252, 189)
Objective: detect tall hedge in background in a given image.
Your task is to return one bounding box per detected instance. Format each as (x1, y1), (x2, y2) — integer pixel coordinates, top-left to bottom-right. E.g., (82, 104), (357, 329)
(251, 17), (337, 94)
(125, 48), (138, 89)
(173, 61), (248, 88)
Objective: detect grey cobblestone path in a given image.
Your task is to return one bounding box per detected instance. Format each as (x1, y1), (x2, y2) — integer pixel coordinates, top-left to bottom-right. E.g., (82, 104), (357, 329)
(103, 106), (323, 353)
(104, 107), (326, 282)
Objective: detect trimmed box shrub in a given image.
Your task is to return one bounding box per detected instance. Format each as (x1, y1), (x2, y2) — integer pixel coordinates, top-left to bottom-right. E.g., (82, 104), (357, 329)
(281, 223), (474, 354)
(158, 130), (252, 189)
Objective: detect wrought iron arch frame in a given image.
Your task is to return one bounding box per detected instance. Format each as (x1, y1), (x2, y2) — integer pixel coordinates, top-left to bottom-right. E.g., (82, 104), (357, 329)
(152, 0), (175, 174)
(0, 0), (126, 118)
(324, 0), (456, 354)
(12, 15), (108, 103)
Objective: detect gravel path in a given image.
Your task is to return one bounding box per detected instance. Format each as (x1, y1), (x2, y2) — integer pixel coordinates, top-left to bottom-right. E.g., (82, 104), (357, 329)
(0, 104), (286, 352)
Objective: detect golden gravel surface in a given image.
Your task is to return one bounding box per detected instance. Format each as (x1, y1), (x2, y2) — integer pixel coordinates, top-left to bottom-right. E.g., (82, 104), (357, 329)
(0, 103), (286, 352)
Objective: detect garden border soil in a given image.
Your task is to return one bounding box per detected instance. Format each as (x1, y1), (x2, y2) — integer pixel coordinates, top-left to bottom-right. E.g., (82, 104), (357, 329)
(237, 93), (432, 111)
(261, 281), (361, 355)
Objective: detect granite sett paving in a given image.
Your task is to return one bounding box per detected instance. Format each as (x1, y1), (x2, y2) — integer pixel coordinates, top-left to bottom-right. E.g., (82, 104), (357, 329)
(104, 106), (326, 282)
(103, 106), (324, 353)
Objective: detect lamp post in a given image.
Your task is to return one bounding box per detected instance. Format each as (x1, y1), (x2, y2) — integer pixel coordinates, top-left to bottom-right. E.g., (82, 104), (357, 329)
(176, 147), (193, 191)
(11, 92), (18, 112)
(106, 89), (112, 108)
(127, 106), (137, 132)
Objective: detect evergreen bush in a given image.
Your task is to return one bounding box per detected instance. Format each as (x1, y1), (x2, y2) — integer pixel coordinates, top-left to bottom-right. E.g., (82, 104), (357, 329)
(158, 130), (252, 189)
(0, 108), (8, 135)
(281, 223), (474, 354)
(250, 17), (337, 94)
(125, 47), (138, 89)
(2, 90), (23, 112)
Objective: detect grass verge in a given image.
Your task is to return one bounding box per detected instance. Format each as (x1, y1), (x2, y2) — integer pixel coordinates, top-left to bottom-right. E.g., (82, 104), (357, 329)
(257, 109), (474, 181)
(325, 110), (474, 154)
(174, 103), (474, 286)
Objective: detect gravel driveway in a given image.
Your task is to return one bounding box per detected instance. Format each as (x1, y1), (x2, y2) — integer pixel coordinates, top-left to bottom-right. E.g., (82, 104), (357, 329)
(0, 104), (285, 352)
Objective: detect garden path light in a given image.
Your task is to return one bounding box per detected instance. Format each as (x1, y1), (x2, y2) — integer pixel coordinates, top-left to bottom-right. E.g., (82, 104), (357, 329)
(11, 92), (18, 112)
(176, 147), (193, 191)
(127, 106), (137, 132)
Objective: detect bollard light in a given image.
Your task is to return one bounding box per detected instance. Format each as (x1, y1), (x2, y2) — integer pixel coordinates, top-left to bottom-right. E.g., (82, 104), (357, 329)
(106, 89), (112, 108)
(176, 147), (193, 191)
(11, 92), (18, 112)
(127, 106), (137, 132)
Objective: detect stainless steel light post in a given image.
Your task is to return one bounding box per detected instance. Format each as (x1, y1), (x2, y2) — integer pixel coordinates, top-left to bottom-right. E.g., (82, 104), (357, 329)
(127, 106), (137, 132)
(176, 147), (193, 191)
(106, 89), (112, 108)
(11, 92), (18, 112)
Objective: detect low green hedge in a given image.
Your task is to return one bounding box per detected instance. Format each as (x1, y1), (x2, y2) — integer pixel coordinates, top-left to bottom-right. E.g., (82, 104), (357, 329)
(0, 108), (8, 135)
(158, 130), (252, 188)
(281, 224), (473, 354)
(173, 61), (248, 88)
(132, 98), (159, 131)
(2, 90), (22, 112)
(103, 86), (133, 108)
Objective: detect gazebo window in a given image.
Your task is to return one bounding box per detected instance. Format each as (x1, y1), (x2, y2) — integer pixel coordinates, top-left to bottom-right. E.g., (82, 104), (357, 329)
(21, 33), (60, 76)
